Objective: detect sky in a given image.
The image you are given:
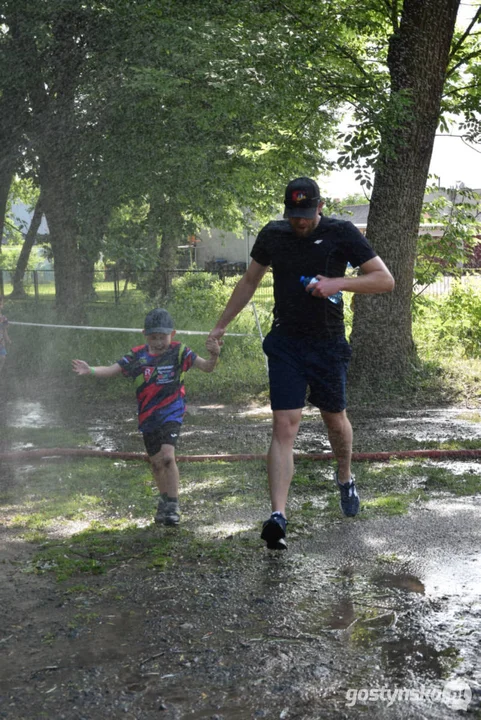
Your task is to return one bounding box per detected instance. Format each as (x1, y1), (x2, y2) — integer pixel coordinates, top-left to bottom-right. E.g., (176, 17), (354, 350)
(321, 131), (481, 199)
(321, 1), (481, 199)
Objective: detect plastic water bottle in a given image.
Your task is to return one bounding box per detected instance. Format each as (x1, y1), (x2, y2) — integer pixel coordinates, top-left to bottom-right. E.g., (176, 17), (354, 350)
(300, 276), (342, 304)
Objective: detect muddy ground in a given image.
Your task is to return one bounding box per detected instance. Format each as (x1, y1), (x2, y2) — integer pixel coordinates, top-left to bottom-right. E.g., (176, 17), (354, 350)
(1, 391), (481, 719)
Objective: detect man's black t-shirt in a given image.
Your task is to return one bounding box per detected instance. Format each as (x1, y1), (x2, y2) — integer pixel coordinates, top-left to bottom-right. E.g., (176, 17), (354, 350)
(250, 215), (376, 338)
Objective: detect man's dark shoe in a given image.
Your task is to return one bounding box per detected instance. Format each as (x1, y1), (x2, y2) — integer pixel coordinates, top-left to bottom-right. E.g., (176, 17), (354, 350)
(261, 512), (288, 550)
(335, 472), (360, 517)
(155, 497), (180, 526)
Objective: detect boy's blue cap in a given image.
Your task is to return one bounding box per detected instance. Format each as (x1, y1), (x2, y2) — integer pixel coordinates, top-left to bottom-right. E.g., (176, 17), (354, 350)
(144, 308), (174, 334)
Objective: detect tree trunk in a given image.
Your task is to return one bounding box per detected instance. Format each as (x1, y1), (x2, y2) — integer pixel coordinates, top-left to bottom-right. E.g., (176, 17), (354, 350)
(41, 171), (82, 318)
(149, 212), (183, 299)
(349, 0), (460, 387)
(0, 82), (27, 248)
(10, 193), (44, 298)
(78, 253), (98, 301)
(0, 167), (14, 251)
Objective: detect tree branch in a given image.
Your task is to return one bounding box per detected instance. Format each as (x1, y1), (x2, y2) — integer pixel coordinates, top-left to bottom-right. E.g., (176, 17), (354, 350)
(269, 0), (374, 81)
(447, 47), (481, 77)
(449, 5), (481, 60)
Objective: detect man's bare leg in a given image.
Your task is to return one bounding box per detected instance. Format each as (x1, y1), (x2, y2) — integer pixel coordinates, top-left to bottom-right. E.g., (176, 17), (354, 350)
(321, 409), (353, 483)
(267, 408), (303, 514)
(321, 409), (360, 516)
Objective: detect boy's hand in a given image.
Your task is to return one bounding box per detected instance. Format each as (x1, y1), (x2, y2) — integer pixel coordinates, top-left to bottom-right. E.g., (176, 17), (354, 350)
(206, 336), (221, 356)
(72, 359), (91, 375)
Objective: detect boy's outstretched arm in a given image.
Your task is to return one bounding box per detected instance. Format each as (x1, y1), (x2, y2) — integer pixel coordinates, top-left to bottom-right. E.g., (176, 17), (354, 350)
(72, 359), (123, 378)
(192, 337), (221, 373)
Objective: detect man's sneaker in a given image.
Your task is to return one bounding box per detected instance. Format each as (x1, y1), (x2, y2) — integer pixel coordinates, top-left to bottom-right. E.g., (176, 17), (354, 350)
(261, 512), (288, 550)
(155, 497), (180, 526)
(335, 472), (360, 517)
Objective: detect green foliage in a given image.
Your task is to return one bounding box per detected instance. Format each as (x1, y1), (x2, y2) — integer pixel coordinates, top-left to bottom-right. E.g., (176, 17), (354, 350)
(5, 177), (41, 245)
(169, 272), (234, 328)
(337, 91), (414, 189)
(102, 200), (152, 274)
(413, 283), (481, 359)
(339, 193), (370, 206)
(415, 185), (481, 291)
(0, 247), (38, 271)
(5, 281), (269, 403)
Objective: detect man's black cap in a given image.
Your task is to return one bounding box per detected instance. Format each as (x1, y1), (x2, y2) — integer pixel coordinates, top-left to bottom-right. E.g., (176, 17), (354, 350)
(144, 308), (174, 335)
(284, 177), (321, 219)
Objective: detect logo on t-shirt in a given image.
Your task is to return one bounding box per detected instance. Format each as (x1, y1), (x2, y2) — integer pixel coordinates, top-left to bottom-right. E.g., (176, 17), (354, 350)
(156, 365), (175, 384)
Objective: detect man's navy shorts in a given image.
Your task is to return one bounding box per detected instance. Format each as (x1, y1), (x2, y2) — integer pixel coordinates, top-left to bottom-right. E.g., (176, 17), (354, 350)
(262, 332), (352, 413)
(142, 421), (182, 457)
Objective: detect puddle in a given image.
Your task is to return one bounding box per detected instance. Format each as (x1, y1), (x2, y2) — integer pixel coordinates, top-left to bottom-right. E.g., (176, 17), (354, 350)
(3, 400), (59, 429)
(373, 572), (425, 594)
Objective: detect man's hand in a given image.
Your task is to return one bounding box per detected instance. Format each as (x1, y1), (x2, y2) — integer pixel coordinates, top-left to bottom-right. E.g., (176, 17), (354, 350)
(72, 359), (91, 375)
(308, 275), (343, 299)
(208, 327), (225, 346)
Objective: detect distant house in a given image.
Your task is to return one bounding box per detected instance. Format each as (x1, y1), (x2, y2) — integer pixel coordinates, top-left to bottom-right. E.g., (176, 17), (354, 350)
(331, 188), (481, 267)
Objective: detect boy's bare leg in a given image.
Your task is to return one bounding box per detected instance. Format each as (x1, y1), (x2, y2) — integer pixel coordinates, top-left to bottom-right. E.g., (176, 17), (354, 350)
(267, 408), (303, 515)
(0, 356), (5, 373)
(151, 445), (180, 525)
(150, 444), (179, 497)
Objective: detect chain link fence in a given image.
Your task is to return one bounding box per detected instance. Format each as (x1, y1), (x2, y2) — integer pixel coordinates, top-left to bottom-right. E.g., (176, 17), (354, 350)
(0, 266), (274, 305)
(3, 266), (480, 306)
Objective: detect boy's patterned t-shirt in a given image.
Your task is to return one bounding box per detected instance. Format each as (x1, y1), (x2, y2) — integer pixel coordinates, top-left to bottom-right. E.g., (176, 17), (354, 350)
(117, 342), (197, 432)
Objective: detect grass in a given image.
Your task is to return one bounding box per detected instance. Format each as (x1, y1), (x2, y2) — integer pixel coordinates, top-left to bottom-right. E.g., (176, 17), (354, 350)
(1, 445), (479, 583)
(2, 282), (269, 404)
(4, 273), (481, 407)
(2, 278), (481, 581)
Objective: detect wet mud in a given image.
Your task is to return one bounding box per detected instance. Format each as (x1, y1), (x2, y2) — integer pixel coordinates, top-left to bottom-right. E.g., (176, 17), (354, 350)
(0, 394), (480, 718)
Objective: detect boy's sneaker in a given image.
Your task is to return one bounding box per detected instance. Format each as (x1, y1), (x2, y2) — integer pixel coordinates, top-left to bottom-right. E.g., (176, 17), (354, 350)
(261, 512), (288, 550)
(155, 497), (180, 526)
(335, 472), (360, 517)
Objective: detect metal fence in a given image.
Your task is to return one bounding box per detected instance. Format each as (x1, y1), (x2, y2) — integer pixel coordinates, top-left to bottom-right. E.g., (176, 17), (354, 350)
(2, 266), (480, 305)
(0, 266), (273, 305)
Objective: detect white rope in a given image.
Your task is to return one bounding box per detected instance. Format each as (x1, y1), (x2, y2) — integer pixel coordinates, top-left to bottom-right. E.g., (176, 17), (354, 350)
(8, 320), (252, 337)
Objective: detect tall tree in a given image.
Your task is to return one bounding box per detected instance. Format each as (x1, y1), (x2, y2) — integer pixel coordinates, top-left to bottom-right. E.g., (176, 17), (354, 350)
(349, 0), (463, 385)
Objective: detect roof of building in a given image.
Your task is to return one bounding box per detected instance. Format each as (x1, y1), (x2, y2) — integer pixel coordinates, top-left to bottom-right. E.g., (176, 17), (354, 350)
(331, 188), (481, 227)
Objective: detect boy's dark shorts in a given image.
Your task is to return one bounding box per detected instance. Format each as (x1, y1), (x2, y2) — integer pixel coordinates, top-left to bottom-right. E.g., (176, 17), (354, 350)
(142, 422), (182, 457)
(262, 332), (352, 413)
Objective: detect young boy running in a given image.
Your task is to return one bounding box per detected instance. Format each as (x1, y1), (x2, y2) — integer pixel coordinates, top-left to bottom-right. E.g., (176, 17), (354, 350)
(72, 308), (220, 525)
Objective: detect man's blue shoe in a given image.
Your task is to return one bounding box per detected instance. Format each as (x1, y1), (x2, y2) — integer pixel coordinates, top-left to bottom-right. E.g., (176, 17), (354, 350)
(335, 472), (360, 517)
(261, 511), (288, 550)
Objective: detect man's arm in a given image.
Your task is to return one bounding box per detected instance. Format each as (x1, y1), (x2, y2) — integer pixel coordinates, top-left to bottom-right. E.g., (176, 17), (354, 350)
(72, 359), (123, 378)
(308, 257), (394, 299)
(209, 260), (269, 340)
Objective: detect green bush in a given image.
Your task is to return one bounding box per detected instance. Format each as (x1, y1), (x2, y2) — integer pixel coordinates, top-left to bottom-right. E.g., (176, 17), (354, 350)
(413, 283), (481, 359)
(4, 283), (268, 404)
(6, 276), (481, 405)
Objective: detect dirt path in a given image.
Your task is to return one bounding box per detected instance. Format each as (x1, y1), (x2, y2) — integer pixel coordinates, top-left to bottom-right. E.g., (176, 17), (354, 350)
(1, 400), (481, 718)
